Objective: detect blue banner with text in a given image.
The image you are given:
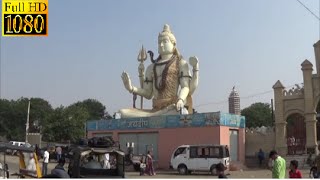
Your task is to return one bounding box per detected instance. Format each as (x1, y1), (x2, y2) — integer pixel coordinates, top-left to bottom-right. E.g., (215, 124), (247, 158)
(86, 112), (245, 131)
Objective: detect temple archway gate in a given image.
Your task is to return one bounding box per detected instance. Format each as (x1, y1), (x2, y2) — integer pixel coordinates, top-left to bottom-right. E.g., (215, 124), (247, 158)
(273, 41), (320, 156)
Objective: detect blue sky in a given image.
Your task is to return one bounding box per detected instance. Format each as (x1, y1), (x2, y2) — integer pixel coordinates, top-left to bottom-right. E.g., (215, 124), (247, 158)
(1, 0), (319, 114)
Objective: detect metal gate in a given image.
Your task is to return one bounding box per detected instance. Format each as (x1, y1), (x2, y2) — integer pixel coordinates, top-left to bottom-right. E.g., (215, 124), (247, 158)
(229, 130), (239, 161)
(287, 113), (306, 155)
(118, 133), (158, 160)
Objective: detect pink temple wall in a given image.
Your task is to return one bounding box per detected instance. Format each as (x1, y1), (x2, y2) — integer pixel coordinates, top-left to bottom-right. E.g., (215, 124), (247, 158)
(157, 126), (221, 169)
(87, 126), (245, 169)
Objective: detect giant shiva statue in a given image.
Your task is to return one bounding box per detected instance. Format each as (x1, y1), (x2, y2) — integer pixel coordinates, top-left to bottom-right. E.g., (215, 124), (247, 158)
(119, 24), (199, 118)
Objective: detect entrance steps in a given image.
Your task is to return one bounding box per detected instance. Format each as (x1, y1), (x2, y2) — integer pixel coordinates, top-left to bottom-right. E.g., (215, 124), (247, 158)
(283, 154), (310, 169)
(245, 156), (267, 168)
(246, 154), (311, 169)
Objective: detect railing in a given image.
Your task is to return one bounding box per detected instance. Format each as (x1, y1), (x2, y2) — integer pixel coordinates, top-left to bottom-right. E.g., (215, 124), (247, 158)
(287, 138), (306, 155)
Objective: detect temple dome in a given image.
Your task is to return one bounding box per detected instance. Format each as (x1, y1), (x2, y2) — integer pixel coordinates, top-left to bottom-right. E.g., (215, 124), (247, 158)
(229, 86), (240, 98)
(228, 86), (240, 115)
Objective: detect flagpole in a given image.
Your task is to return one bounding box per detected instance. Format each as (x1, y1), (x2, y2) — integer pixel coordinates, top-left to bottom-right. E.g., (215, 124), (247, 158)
(25, 100), (30, 143)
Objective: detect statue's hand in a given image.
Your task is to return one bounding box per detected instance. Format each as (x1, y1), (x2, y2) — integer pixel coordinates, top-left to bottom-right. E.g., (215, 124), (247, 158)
(121, 71), (133, 93)
(189, 56), (199, 68)
(176, 99), (184, 111)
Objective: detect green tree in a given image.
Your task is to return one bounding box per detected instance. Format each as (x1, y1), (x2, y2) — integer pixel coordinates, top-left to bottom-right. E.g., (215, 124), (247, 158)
(241, 102), (273, 128)
(73, 99), (106, 120)
(63, 104), (89, 142)
(42, 104), (89, 143)
(2, 97), (30, 141)
(0, 97), (54, 141)
(0, 97), (108, 142)
(28, 97), (53, 133)
(0, 99), (15, 139)
(42, 106), (65, 142)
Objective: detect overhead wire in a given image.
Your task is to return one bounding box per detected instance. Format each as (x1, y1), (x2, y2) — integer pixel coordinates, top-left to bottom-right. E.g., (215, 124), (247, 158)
(295, 0), (320, 38)
(195, 0), (317, 109)
(295, 0), (320, 21)
(194, 83), (302, 108)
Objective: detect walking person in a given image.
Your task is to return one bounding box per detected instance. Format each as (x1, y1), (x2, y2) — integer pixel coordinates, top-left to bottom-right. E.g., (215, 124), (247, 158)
(314, 145), (320, 178)
(309, 162), (318, 178)
(51, 157), (70, 178)
(289, 160), (302, 178)
(258, 148), (265, 167)
(103, 153), (111, 169)
(56, 146), (62, 162)
(27, 153), (37, 172)
(4, 163), (9, 179)
(269, 150), (286, 178)
(139, 157), (146, 176)
(288, 136), (296, 155)
(145, 151), (155, 176)
(35, 144), (40, 160)
(42, 147), (49, 176)
(216, 162), (228, 178)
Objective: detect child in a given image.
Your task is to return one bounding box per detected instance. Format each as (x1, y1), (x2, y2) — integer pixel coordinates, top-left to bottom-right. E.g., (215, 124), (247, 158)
(310, 162), (318, 178)
(216, 162), (227, 178)
(289, 160), (302, 178)
(139, 158), (146, 176)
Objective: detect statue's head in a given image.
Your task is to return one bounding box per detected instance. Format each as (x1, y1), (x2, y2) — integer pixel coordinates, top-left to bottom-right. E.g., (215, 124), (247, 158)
(158, 24), (179, 57)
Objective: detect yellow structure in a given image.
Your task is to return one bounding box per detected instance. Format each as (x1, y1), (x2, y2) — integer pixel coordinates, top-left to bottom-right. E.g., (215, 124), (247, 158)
(273, 40), (320, 156)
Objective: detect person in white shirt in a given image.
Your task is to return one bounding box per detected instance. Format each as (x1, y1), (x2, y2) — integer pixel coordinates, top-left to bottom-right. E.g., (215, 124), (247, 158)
(27, 153), (36, 172)
(103, 153), (111, 169)
(19, 153), (37, 177)
(42, 148), (49, 175)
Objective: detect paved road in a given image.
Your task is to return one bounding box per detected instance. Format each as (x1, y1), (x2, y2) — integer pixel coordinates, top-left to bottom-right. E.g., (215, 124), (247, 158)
(128, 169), (312, 179)
(0, 155), (313, 178)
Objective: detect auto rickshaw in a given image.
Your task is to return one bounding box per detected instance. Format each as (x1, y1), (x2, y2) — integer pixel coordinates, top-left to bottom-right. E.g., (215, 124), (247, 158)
(0, 142), (42, 178)
(0, 143), (10, 179)
(67, 146), (125, 178)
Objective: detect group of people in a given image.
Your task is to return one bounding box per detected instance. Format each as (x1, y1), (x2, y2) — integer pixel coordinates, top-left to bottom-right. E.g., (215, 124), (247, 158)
(82, 153), (117, 169)
(257, 149), (297, 178)
(24, 146), (70, 178)
(139, 151), (156, 176)
(42, 147), (70, 178)
(258, 147), (320, 179)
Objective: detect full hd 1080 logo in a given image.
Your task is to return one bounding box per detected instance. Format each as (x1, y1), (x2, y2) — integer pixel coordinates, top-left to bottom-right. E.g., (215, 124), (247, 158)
(2, 0), (48, 36)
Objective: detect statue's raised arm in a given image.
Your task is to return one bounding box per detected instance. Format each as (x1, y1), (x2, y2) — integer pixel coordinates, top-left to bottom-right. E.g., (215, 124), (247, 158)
(118, 24), (199, 118)
(121, 69), (153, 100)
(189, 56), (199, 95)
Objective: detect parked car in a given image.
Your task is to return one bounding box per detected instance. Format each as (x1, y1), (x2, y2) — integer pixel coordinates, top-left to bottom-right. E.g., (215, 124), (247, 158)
(6, 141), (31, 155)
(170, 144), (230, 175)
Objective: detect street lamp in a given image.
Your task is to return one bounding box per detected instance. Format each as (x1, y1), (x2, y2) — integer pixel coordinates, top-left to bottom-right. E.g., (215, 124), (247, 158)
(33, 119), (40, 132)
(25, 100), (31, 143)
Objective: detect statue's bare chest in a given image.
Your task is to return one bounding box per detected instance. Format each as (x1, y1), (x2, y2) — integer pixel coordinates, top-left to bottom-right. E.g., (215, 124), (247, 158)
(154, 64), (166, 78)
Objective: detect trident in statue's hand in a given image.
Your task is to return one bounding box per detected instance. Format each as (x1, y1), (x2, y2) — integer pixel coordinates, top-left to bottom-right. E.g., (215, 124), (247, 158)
(137, 45), (147, 109)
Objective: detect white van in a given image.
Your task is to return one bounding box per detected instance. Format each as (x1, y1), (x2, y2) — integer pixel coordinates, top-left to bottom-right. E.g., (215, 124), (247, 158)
(6, 141), (31, 155)
(9, 141), (27, 146)
(170, 144), (230, 175)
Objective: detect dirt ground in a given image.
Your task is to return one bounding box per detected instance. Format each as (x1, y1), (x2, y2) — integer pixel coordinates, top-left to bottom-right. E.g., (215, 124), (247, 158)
(127, 169), (312, 179)
(0, 155), (312, 179)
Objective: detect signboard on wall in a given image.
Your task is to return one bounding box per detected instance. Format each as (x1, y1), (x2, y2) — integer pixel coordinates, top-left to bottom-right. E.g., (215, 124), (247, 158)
(86, 112), (245, 131)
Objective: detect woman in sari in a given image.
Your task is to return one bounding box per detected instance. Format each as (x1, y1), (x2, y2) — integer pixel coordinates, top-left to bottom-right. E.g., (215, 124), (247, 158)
(145, 151), (155, 176)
